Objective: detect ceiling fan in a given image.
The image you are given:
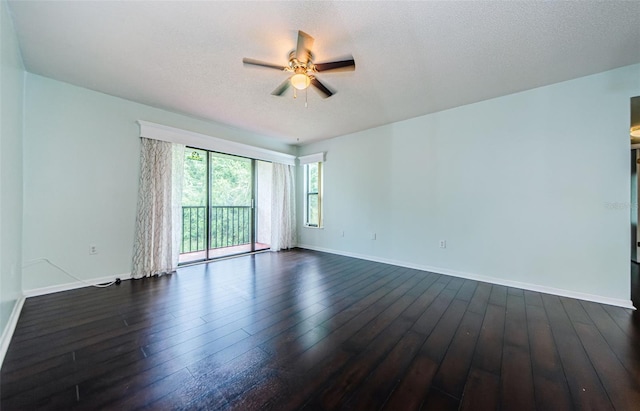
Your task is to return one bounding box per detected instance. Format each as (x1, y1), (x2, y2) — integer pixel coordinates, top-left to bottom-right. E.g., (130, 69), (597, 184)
(242, 30), (356, 99)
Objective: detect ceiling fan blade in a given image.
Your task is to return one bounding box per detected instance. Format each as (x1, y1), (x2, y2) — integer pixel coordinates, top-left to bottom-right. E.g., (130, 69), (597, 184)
(310, 78), (334, 98)
(271, 77), (292, 96)
(295, 30), (314, 63)
(314, 58), (356, 72)
(242, 58), (286, 70)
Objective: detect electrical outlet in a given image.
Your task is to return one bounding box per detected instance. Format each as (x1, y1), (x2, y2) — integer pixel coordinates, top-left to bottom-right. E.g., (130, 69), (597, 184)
(439, 240), (446, 249)
(371, 233), (377, 240)
(89, 245), (98, 255)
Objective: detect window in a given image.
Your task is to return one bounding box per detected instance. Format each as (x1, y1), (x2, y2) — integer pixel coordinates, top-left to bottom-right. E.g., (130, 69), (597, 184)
(304, 162), (322, 227)
(299, 152), (325, 228)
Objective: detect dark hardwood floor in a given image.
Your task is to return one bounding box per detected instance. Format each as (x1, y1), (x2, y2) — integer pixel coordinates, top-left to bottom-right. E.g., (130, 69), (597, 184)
(2, 249), (640, 410)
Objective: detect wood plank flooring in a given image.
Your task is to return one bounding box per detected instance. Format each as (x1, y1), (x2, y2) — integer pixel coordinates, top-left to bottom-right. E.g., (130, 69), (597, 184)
(2, 249), (640, 410)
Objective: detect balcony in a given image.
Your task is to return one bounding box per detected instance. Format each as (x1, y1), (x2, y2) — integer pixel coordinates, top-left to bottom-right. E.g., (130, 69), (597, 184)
(179, 205), (269, 263)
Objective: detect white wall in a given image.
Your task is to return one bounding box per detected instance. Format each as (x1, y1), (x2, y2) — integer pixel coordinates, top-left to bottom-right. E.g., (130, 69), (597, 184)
(0, 0), (24, 344)
(298, 64), (640, 306)
(22, 73), (295, 291)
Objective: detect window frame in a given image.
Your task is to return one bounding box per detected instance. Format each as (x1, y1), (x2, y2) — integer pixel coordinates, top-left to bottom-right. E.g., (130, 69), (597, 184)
(304, 161), (322, 228)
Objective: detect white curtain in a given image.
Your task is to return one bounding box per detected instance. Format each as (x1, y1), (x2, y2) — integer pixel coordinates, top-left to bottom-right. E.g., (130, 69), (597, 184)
(271, 163), (296, 251)
(132, 138), (185, 278)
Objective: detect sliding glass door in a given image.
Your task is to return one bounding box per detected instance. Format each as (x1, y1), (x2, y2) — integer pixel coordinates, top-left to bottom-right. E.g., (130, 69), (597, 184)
(209, 153), (253, 258)
(179, 149), (271, 264)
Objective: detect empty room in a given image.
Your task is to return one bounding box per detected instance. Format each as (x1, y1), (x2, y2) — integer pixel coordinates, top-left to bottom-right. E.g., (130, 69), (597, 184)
(1, 1), (640, 410)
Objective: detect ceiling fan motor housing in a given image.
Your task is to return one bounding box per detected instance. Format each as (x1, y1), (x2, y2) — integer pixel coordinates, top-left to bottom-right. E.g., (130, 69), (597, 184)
(287, 56), (315, 75)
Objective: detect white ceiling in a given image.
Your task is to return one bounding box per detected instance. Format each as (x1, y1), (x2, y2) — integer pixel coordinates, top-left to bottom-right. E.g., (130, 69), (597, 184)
(7, 1), (640, 145)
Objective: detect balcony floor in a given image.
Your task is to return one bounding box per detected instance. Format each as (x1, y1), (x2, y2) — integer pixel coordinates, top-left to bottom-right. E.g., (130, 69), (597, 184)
(179, 242), (270, 263)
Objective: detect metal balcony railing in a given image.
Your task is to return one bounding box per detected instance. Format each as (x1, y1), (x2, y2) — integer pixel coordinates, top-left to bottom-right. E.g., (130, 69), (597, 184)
(180, 205), (252, 254)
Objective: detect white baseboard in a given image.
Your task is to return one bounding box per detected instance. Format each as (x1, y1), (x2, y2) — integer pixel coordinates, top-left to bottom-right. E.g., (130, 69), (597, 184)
(23, 273), (131, 298)
(0, 296), (25, 366)
(298, 244), (636, 310)
(1, 272), (131, 368)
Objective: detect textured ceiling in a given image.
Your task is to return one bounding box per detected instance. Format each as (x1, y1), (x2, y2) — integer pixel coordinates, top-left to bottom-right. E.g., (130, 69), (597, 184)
(7, 1), (640, 145)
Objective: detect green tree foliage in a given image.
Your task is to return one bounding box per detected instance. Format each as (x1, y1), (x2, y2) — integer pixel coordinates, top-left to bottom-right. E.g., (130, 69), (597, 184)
(210, 153), (251, 206)
(181, 150), (251, 206)
(182, 149), (207, 206)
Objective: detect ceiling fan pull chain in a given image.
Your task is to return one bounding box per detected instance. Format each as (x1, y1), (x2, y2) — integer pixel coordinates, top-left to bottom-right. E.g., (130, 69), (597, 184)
(305, 87), (308, 108)
(293, 88), (297, 99)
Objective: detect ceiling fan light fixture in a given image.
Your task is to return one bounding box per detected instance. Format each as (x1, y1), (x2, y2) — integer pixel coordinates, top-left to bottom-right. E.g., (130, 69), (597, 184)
(291, 73), (311, 90)
(632, 126), (640, 138)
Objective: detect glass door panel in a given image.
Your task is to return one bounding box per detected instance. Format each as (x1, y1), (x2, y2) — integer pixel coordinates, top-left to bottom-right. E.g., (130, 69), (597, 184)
(209, 153), (253, 258)
(179, 149), (208, 264)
